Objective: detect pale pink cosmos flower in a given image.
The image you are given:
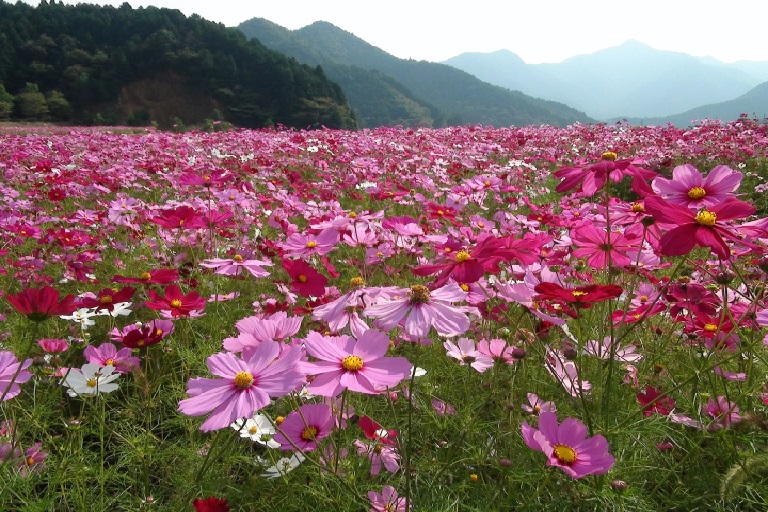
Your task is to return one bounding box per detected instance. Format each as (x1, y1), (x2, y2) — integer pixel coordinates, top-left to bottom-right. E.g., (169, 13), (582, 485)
(443, 338), (494, 373)
(354, 439), (400, 476)
(477, 338), (516, 365)
(651, 163), (742, 209)
(178, 340), (304, 432)
(83, 343), (140, 374)
(279, 228), (339, 258)
(0, 351), (33, 401)
(200, 252), (272, 278)
(521, 393), (556, 415)
(584, 336), (643, 363)
(299, 329), (412, 397)
(222, 312), (303, 353)
(364, 283), (480, 339)
(544, 347), (591, 397)
(368, 486), (408, 512)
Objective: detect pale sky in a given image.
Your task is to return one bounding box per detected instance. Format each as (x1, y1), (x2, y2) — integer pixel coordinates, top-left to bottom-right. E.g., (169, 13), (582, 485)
(19, 0), (768, 64)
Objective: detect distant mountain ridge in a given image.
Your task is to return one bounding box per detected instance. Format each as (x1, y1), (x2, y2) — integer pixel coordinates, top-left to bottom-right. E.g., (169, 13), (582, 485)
(444, 40), (767, 122)
(238, 19), (593, 128)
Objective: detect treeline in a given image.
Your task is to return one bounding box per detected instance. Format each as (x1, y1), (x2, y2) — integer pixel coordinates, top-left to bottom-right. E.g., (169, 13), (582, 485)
(0, 0), (356, 129)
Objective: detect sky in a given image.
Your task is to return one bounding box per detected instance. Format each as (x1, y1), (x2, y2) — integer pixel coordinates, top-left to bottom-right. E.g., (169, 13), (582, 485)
(18, 0), (768, 64)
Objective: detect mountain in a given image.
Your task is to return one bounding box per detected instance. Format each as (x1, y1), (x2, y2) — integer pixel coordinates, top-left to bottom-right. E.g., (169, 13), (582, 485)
(0, 1), (355, 129)
(444, 40), (763, 121)
(627, 81), (768, 126)
(238, 19), (593, 128)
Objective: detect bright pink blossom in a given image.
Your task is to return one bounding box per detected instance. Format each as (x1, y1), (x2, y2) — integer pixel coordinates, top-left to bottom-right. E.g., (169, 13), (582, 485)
(273, 403), (334, 451)
(651, 163), (742, 209)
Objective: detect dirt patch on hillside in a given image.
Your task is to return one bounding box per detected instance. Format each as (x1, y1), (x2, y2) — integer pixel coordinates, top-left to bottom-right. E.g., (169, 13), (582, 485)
(115, 72), (221, 128)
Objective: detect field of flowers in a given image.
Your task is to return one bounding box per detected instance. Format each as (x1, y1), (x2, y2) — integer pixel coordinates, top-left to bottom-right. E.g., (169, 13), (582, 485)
(1, 119), (768, 511)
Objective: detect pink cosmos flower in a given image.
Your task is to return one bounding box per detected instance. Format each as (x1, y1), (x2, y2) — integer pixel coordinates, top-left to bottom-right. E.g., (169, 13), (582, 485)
(702, 396), (741, 430)
(636, 386), (675, 417)
(521, 393), (556, 415)
(222, 312), (303, 353)
(145, 284), (207, 317)
(83, 343), (140, 374)
(18, 442), (47, 477)
(178, 340), (304, 432)
(644, 196), (758, 260)
(521, 411), (614, 479)
(201, 253), (272, 278)
(299, 329), (412, 396)
(544, 347), (591, 397)
(282, 258), (327, 298)
(443, 338), (494, 373)
(368, 486), (408, 512)
(584, 336), (643, 363)
(477, 338), (517, 365)
(570, 223), (636, 268)
(273, 403), (334, 451)
(38, 338), (70, 354)
(354, 439), (400, 476)
(364, 283), (480, 338)
(651, 163), (742, 209)
(554, 152), (649, 197)
(0, 351), (33, 401)
(279, 228), (339, 258)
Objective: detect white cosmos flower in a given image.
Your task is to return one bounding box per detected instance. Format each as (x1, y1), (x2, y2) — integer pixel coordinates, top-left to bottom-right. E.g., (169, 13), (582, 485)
(61, 363), (120, 397)
(231, 414), (281, 448)
(60, 308), (98, 329)
(260, 453), (305, 479)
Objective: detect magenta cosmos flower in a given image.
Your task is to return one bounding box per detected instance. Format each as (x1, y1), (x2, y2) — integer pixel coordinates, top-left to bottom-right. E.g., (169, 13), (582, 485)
(364, 283), (479, 338)
(570, 223), (636, 268)
(651, 163), (742, 209)
(273, 403), (334, 451)
(145, 284), (207, 317)
(644, 196), (758, 259)
(178, 340), (304, 432)
(0, 351), (33, 401)
(521, 411), (614, 479)
(299, 329), (412, 396)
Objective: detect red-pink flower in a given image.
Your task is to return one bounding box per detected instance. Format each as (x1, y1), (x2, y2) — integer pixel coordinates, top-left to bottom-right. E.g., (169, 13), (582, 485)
(644, 196), (759, 259)
(651, 163), (742, 209)
(151, 205), (205, 229)
(192, 497), (230, 512)
(521, 411), (614, 479)
(282, 258), (327, 298)
(111, 268), (179, 285)
(76, 286), (136, 313)
(145, 284), (206, 317)
(636, 386), (675, 417)
(570, 223), (636, 268)
(6, 286), (77, 322)
(299, 329), (412, 396)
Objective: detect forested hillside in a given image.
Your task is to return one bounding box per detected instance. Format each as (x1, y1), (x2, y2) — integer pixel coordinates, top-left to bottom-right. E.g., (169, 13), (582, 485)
(0, 0), (356, 129)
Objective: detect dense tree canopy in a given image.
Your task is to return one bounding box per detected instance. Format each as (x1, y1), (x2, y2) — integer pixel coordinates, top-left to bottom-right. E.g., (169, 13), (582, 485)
(0, 0), (356, 128)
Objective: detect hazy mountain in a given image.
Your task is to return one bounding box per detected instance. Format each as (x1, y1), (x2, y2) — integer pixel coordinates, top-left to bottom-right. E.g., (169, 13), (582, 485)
(444, 40), (763, 121)
(238, 19), (593, 127)
(626, 81), (768, 126)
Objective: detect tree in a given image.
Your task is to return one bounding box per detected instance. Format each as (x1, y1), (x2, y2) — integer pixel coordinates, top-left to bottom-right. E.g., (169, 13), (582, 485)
(0, 84), (13, 119)
(16, 82), (48, 119)
(46, 89), (71, 120)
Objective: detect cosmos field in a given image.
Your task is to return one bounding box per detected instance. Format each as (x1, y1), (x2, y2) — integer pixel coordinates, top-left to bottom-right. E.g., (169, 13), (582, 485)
(1, 119), (768, 511)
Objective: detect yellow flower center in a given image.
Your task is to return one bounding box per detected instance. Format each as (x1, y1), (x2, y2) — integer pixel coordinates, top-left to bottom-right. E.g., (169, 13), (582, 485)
(704, 323), (718, 332)
(99, 296), (113, 304)
(571, 290), (588, 297)
(170, 299), (183, 308)
(105, 359), (115, 366)
(601, 152), (618, 161)
(140, 272), (152, 280)
(553, 444), (577, 464)
(410, 284), (431, 304)
(274, 416), (284, 425)
(248, 426), (258, 434)
(26, 456), (36, 466)
(349, 211), (357, 218)
(455, 251), (471, 263)
(233, 254), (243, 262)
(484, 180), (491, 187)
(296, 274), (307, 283)
(688, 187), (706, 200)
(695, 210), (717, 226)
(630, 203), (645, 213)
(437, 210), (445, 216)
(640, 295), (648, 303)
(306, 241), (317, 248)
(341, 355), (364, 371)
(301, 426), (318, 441)
(233, 371), (254, 389)
(155, 328), (163, 337)
(350, 277), (365, 287)
(86, 378), (98, 388)
(460, 283), (469, 292)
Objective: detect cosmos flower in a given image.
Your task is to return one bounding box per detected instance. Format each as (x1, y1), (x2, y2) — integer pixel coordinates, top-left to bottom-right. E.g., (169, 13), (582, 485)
(83, 343), (140, 374)
(76, 286), (136, 313)
(192, 497), (230, 512)
(0, 351), (33, 401)
(260, 453), (305, 479)
(273, 403), (334, 452)
(6, 286), (77, 322)
(61, 363), (120, 397)
(178, 340), (304, 432)
(443, 338), (494, 373)
(299, 329), (412, 396)
(200, 253), (272, 278)
(231, 413), (281, 448)
(521, 411), (614, 479)
(281, 258), (327, 298)
(521, 393), (557, 415)
(368, 486), (408, 512)
(111, 268), (180, 285)
(145, 284), (207, 317)
(636, 386), (675, 417)
(651, 163), (742, 209)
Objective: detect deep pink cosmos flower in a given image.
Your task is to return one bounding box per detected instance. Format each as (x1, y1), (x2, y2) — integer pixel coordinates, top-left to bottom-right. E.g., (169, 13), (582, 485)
(273, 403), (334, 451)
(554, 152), (651, 197)
(192, 497), (231, 512)
(6, 286), (77, 322)
(651, 163), (742, 209)
(279, 228), (339, 258)
(201, 253), (272, 278)
(702, 396), (741, 430)
(111, 319), (174, 349)
(364, 283), (480, 338)
(644, 195), (759, 259)
(368, 485), (408, 512)
(282, 258), (328, 298)
(636, 386), (675, 417)
(178, 340), (304, 432)
(83, 343), (140, 374)
(299, 329), (412, 396)
(38, 338), (70, 354)
(76, 286), (136, 313)
(521, 411), (614, 479)
(145, 284), (207, 317)
(0, 351), (33, 401)
(151, 205), (205, 229)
